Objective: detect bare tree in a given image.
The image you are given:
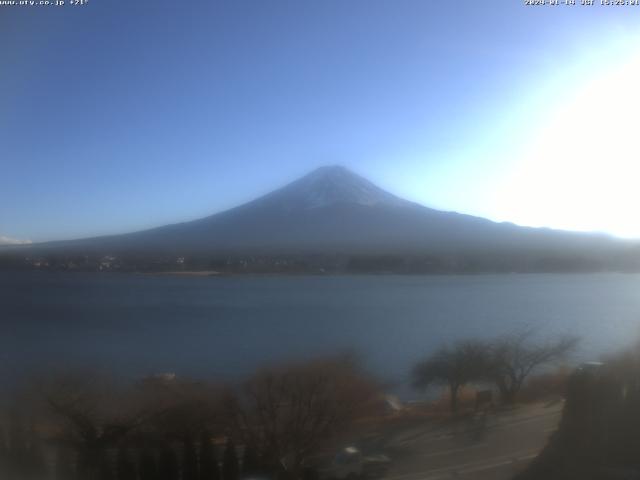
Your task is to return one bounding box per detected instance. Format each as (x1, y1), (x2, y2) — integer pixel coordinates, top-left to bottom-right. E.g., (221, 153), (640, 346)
(412, 341), (489, 413)
(199, 430), (219, 480)
(40, 372), (156, 480)
(488, 329), (578, 404)
(229, 355), (379, 478)
(222, 438), (239, 480)
(134, 375), (229, 441)
(0, 405), (47, 480)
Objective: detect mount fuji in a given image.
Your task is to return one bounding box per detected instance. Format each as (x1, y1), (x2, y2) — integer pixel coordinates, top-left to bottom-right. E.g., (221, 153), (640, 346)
(20, 165), (629, 261)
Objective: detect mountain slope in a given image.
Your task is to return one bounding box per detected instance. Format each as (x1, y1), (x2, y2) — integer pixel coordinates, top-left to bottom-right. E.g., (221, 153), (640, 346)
(13, 165), (634, 261)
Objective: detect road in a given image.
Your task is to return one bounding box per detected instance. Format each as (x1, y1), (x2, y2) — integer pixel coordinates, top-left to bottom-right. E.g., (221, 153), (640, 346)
(377, 402), (562, 480)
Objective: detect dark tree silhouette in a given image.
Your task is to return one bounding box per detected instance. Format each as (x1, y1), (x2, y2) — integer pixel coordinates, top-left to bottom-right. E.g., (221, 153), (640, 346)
(25, 425), (47, 480)
(137, 375), (229, 447)
(230, 356), (377, 477)
(7, 413), (28, 478)
(97, 454), (115, 480)
(413, 341), (489, 413)
(488, 330), (578, 403)
(2, 413), (48, 480)
(183, 435), (199, 480)
(42, 373), (153, 480)
(0, 430), (8, 479)
(138, 449), (157, 480)
(116, 447), (137, 480)
(222, 439), (239, 480)
(241, 442), (260, 476)
(158, 445), (180, 480)
(54, 446), (77, 480)
(199, 430), (219, 480)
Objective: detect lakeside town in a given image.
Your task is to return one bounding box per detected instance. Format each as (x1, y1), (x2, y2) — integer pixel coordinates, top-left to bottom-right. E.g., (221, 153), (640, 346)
(3, 250), (638, 275)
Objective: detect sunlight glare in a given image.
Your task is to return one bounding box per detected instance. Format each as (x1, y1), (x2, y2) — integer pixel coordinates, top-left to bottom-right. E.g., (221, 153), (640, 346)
(495, 53), (640, 238)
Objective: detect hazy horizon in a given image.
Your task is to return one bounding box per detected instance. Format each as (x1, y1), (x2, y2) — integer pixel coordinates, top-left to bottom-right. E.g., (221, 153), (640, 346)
(0, 163), (631, 246)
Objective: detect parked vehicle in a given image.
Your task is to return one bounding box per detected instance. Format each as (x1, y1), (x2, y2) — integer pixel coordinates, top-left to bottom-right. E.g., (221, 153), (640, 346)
(315, 446), (390, 480)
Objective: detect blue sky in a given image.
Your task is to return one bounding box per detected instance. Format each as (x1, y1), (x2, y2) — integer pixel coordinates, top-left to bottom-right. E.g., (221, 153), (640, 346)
(2, 0), (640, 242)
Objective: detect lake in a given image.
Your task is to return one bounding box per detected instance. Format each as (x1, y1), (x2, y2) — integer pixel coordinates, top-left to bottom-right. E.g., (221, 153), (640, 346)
(2, 272), (640, 395)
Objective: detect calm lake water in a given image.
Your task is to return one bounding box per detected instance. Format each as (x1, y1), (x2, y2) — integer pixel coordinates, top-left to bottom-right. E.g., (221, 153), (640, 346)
(2, 272), (640, 393)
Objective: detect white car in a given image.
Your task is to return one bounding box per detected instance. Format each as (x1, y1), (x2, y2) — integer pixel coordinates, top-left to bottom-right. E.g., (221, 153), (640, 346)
(317, 446), (390, 480)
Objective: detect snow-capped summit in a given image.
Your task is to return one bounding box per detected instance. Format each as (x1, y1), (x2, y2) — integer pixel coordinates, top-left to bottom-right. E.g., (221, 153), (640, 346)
(253, 165), (409, 212)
